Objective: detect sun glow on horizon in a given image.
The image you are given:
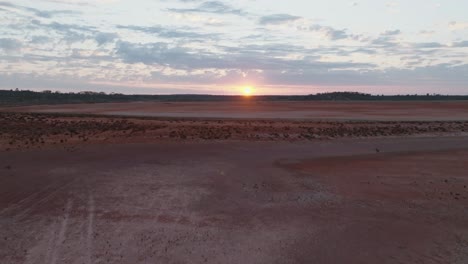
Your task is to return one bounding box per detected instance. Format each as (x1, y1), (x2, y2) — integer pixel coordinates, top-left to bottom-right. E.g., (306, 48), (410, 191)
(242, 86), (254, 96)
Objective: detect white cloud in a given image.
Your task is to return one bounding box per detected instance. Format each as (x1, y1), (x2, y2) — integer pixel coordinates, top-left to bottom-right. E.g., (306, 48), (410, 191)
(170, 13), (225, 26)
(45, 0), (118, 5)
(448, 21), (468, 31)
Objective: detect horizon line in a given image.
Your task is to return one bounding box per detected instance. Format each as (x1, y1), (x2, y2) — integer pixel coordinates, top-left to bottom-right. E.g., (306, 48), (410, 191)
(2, 89), (468, 97)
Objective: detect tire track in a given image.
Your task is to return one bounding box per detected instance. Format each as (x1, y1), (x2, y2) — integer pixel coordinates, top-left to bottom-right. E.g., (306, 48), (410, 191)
(15, 179), (76, 221)
(86, 193), (95, 264)
(0, 182), (62, 217)
(48, 199), (72, 264)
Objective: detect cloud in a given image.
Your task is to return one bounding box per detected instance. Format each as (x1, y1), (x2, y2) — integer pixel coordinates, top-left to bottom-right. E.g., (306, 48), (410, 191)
(321, 28), (349, 40)
(452, 41), (468, 47)
(419, 30), (435, 36)
(30, 20), (97, 44)
(371, 30), (401, 47)
(259, 14), (301, 25)
(262, 62), (468, 89)
(349, 48), (378, 55)
(168, 1), (246, 16)
(30, 36), (52, 44)
(43, 0), (118, 5)
(0, 38), (22, 52)
(170, 13), (225, 26)
(308, 25), (351, 40)
(382, 29), (401, 36)
(25, 19), (120, 46)
(255, 15), (356, 41)
(115, 40), (374, 72)
(0, 1), (80, 18)
(116, 25), (220, 40)
(95, 32), (118, 46)
(448, 21), (468, 31)
(32, 20), (96, 33)
(412, 42), (445, 48)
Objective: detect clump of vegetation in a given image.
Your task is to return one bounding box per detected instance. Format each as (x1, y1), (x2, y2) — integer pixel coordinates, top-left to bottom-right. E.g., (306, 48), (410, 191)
(1, 89), (467, 107)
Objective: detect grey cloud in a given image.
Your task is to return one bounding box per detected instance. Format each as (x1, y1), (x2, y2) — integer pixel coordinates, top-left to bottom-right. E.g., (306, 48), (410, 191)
(453, 41), (468, 47)
(41, 0), (115, 6)
(0, 1), (80, 18)
(0, 38), (22, 52)
(218, 43), (324, 59)
(309, 25), (350, 40)
(30, 20), (97, 44)
(116, 25), (220, 40)
(382, 29), (401, 36)
(259, 14), (301, 25)
(31, 20), (97, 33)
(372, 36), (398, 47)
(412, 42), (445, 48)
(115, 40), (374, 71)
(30, 36), (52, 44)
(262, 62), (468, 88)
(323, 28), (349, 40)
(168, 1), (246, 16)
(386, 63), (468, 86)
(370, 29), (403, 47)
(350, 48), (378, 55)
(95, 32), (118, 46)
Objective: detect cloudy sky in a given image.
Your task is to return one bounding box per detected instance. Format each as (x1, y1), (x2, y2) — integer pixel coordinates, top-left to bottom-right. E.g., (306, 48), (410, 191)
(1, 0), (468, 95)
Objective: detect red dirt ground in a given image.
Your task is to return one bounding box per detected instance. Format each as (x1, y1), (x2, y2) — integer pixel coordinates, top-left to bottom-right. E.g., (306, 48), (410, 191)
(1, 137), (468, 263)
(3, 101), (468, 121)
(1, 112), (468, 152)
(1, 102), (468, 263)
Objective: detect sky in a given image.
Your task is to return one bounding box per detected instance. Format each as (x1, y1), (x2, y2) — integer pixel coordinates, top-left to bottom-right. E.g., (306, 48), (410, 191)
(0, 0), (468, 95)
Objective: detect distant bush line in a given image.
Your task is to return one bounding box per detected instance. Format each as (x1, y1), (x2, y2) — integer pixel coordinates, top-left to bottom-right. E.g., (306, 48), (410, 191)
(1, 89), (468, 106)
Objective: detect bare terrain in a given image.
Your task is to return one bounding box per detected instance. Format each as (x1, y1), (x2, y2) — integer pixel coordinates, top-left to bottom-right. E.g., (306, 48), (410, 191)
(3, 100), (468, 121)
(1, 101), (468, 263)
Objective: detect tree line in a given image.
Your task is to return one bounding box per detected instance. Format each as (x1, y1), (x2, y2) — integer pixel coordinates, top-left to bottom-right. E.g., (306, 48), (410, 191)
(1, 89), (467, 106)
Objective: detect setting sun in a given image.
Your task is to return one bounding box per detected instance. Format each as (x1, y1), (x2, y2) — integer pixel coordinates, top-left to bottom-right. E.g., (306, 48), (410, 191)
(242, 86), (254, 96)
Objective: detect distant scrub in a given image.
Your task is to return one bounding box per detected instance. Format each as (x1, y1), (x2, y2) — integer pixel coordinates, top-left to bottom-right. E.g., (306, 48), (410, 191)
(1, 89), (467, 106)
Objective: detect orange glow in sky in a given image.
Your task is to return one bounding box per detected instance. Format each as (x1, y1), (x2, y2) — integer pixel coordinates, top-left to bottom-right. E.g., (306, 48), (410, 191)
(242, 86), (254, 96)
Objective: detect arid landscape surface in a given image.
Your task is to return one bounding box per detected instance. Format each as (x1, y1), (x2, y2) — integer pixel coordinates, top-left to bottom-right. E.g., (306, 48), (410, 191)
(3, 101), (468, 120)
(1, 101), (468, 263)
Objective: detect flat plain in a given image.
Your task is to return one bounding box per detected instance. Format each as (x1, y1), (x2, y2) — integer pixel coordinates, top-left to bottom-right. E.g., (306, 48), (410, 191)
(1, 101), (468, 263)
(4, 100), (468, 120)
